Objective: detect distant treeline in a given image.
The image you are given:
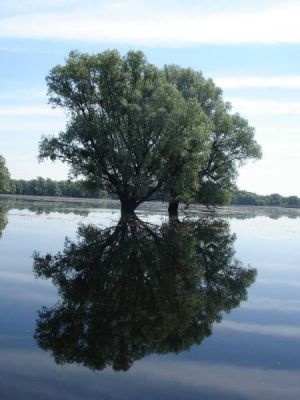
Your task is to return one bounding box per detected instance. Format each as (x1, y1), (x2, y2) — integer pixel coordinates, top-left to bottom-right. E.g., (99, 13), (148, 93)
(231, 190), (300, 207)
(7, 177), (109, 199)
(2, 178), (300, 208)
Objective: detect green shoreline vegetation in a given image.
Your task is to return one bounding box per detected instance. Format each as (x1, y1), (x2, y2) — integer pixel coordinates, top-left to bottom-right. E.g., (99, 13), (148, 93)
(1, 176), (300, 208)
(231, 190), (300, 207)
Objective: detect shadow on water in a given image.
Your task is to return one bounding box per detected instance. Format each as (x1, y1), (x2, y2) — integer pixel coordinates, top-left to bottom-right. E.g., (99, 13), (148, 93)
(33, 216), (256, 372)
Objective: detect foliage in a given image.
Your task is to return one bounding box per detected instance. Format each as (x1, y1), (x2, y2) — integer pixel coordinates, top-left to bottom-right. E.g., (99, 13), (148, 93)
(8, 177), (108, 199)
(33, 216), (256, 371)
(196, 181), (232, 207)
(163, 66), (262, 205)
(231, 190), (300, 207)
(39, 50), (210, 213)
(0, 155), (10, 193)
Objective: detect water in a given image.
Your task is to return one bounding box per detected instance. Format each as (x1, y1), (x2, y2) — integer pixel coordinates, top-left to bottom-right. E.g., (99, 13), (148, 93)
(1, 196), (300, 399)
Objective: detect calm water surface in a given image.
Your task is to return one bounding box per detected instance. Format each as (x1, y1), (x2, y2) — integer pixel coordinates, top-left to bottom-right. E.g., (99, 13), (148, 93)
(1, 197), (300, 399)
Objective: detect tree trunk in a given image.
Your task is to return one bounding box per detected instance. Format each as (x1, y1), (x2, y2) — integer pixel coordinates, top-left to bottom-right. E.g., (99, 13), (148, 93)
(168, 201), (179, 218)
(120, 198), (138, 215)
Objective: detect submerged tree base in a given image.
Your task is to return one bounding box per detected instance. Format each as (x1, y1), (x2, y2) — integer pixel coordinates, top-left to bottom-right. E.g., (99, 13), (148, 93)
(168, 201), (179, 218)
(120, 199), (139, 216)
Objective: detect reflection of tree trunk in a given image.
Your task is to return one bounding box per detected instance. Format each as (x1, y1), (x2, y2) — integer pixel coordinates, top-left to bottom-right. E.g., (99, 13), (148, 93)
(168, 201), (179, 218)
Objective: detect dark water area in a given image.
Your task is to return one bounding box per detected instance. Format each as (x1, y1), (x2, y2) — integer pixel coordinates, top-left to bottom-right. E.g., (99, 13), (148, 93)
(1, 197), (300, 399)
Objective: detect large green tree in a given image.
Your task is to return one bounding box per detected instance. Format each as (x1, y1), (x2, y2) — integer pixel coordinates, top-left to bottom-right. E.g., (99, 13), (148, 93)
(39, 50), (209, 214)
(0, 155), (10, 193)
(164, 66), (262, 214)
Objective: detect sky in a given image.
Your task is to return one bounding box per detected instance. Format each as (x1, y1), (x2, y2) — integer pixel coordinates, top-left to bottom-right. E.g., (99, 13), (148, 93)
(1, 0), (300, 196)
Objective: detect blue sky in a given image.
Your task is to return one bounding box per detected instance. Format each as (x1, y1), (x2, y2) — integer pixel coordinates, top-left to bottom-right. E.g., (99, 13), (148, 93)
(1, 0), (300, 196)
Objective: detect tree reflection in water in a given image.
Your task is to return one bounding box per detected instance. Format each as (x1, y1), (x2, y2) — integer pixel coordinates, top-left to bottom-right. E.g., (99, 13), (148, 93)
(0, 205), (8, 239)
(33, 216), (256, 371)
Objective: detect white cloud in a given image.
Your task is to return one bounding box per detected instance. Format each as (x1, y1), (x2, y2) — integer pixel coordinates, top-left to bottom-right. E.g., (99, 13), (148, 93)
(132, 359), (300, 400)
(1, 1), (300, 44)
(1, 0), (83, 15)
(0, 115), (65, 134)
(0, 89), (46, 102)
(230, 98), (300, 115)
(241, 297), (300, 313)
(0, 271), (49, 284)
(215, 76), (300, 89)
(3, 154), (69, 180)
(220, 319), (300, 338)
(255, 127), (300, 135)
(258, 278), (300, 288)
(0, 105), (63, 116)
(1, 349), (299, 400)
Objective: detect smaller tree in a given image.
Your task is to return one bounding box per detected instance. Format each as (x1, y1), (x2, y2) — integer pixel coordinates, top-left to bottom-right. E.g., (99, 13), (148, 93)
(163, 66), (262, 214)
(196, 110), (262, 207)
(0, 155), (10, 193)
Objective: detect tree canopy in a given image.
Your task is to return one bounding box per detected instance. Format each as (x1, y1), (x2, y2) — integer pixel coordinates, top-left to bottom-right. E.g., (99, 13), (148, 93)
(39, 50), (209, 214)
(33, 216), (256, 371)
(39, 50), (261, 215)
(163, 66), (262, 210)
(0, 155), (10, 193)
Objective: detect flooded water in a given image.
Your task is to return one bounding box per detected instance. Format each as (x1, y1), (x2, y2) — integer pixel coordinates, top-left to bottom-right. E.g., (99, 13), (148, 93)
(1, 196), (300, 399)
